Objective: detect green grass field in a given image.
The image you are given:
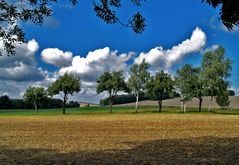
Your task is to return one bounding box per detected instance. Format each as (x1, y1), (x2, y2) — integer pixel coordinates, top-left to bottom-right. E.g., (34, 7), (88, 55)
(0, 105), (238, 116)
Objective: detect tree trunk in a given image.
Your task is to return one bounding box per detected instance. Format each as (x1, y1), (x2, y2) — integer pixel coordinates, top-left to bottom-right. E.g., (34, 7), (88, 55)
(34, 100), (38, 113)
(181, 99), (183, 111)
(135, 94), (139, 113)
(62, 94), (67, 114)
(158, 99), (162, 113)
(183, 102), (186, 113)
(208, 89), (214, 112)
(109, 97), (113, 113)
(209, 95), (213, 112)
(199, 97), (202, 112)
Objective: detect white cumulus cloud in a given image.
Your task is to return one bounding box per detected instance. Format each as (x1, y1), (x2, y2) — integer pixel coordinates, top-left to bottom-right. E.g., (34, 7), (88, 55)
(59, 47), (134, 85)
(0, 39), (46, 81)
(0, 39), (56, 98)
(0, 27), (208, 103)
(41, 48), (73, 67)
(135, 27), (207, 70)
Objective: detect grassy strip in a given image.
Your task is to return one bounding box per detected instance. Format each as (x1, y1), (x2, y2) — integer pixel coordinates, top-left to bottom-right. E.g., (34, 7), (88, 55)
(0, 105), (238, 116)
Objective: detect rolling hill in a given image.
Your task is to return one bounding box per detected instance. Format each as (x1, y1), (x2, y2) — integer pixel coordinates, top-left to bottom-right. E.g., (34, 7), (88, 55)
(117, 96), (239, 109)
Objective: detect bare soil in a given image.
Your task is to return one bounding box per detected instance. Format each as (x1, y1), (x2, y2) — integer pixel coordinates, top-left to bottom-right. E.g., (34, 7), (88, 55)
(0, 114), (239, 164)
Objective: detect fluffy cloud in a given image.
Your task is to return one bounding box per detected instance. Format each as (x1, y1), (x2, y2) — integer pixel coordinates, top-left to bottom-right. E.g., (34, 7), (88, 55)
(59, 47), (134, 84)
(0, 27), (208, 103)
(0, 39), (46, 81)
(0, 74), (56, 99)
(135, 27), (206, 69)
(0, 38), (57, 99)
(41, 48), (73, 67)
(52, 47), (135, 103)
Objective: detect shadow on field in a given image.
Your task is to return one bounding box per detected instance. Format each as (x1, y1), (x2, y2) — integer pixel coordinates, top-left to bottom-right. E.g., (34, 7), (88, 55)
(0, 136), (238, 164)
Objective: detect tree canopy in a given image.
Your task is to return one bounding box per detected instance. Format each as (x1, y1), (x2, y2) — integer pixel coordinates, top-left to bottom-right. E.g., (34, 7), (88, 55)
(216, 80), (231, 109)
(0, 95), (11, 109)
(23, 86), (48, 112)
(48, 72), (81, 114)
(146, 70), (174, 112)
(128, 59), (150, 112)
(201, 46), (232, 111)
(97, 71), (128, 113)
(175, 64), (200, 112)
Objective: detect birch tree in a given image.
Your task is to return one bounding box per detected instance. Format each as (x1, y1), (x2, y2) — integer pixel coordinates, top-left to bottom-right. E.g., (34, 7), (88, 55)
(128, 60), (150, 113)
(24, 86), (47, 112)
(201, 46), (232, 112)
(175, 64), (199, 113)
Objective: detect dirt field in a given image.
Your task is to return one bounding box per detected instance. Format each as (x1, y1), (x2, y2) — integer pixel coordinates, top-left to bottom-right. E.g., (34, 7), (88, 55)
(119, 96), (239, 109)
(0, 114), (239, 164)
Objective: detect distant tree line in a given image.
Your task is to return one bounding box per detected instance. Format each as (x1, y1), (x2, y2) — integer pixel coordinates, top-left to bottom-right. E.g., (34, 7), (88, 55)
(100, 89), (235, 106)
(0, 95), (79, 110)
(100, 92), (181, 106)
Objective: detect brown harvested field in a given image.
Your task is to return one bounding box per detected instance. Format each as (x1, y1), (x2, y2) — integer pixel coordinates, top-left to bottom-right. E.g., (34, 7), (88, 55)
(118, 96), (239, 109)
(0, 114), (239, 164)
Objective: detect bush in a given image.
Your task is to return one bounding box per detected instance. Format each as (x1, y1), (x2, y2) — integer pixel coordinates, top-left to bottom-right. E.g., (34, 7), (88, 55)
(216, 92), (231, 109)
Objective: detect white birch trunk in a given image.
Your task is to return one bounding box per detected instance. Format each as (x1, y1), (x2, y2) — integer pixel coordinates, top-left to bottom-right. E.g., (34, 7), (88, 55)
(183, 102), (187, 113)
(208, 96), (213, 112)
(135, 94), (139, 113)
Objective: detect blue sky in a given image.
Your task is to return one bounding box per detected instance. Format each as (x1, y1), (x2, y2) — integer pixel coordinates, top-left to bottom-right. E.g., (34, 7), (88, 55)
(0, 0), (238, 102)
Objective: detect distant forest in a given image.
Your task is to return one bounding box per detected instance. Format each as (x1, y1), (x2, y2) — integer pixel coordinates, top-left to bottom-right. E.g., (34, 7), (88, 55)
(0, 95), (79, 109)
(100, 90), (235, 105)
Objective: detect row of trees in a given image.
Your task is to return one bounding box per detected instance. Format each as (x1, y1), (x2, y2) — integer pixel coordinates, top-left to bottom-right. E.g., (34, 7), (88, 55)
(96, 46), (232, 113)
(21, 45), (232, 114)
(175, 46), (232, 112)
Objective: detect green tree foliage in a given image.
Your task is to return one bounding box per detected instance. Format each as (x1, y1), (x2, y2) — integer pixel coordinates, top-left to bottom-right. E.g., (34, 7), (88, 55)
(146, 71), (174, 112)
(193, 68), (206, 112)
(1, 0), (238, 56)
(201, 46), (232, 112)
(175, 64), (202, 113)
(228, 90), (235, 96)
(216, 91), (231, 109)
(48, 73), (81, 114)
(127, 59), (150, 113)
(0, 96), (78, 110)
(0, 95), (11, 109)
(23, 86), (47, 112)
(9, 99), (27, 109)
(97, 71), (128, 113)
(216, 80), (231, 109)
